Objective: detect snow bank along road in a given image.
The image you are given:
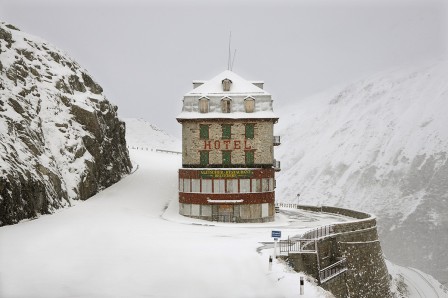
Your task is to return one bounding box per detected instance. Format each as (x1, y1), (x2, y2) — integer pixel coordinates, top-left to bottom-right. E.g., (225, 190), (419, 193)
(0, 150), (445, 297)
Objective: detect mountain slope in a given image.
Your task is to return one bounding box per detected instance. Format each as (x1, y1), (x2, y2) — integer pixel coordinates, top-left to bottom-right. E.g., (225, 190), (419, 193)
(276, 61), (448, 284)
(123, 118), (180, 151)
(0, 22), (131, 225)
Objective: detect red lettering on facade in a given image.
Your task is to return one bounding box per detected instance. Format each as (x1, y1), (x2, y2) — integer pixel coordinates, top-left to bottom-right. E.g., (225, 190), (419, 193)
(223, 140), (230, 149)
(214, 140), (221, 149)
(234, 140), (241, 149)
(244, 140), (252, 150)
(204, 140), (211, 150)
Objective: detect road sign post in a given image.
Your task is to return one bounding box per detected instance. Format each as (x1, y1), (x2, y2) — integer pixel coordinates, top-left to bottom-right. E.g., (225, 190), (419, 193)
(271, 230), (281, 258)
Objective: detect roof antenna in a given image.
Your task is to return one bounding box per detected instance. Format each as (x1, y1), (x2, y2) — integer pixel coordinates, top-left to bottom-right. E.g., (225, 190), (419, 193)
(231, 49), (237, 71)
(227, 31), (232, 70)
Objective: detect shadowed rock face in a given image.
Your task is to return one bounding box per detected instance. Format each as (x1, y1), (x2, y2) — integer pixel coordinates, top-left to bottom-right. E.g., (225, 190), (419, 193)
(0, 22), (132, 226)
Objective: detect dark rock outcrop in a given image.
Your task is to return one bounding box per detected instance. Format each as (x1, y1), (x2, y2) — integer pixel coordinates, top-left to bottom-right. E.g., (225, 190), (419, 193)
(0, 22), (132, 226)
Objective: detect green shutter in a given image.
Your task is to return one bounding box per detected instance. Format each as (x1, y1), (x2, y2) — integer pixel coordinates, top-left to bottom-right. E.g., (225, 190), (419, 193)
(245, 124), (254, 139)
(222, 124), (231, 139)
(200, 124), (209, 139)
(200, 151), (209, 166)
(222, 151), (231, 166)
(245, 151), (254, 166)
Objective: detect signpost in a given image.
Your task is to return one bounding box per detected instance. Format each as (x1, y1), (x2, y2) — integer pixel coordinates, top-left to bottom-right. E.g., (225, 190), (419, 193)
(271, 230), (281, 258)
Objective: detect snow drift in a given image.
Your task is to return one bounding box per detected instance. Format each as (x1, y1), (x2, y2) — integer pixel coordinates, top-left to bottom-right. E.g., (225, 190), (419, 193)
(276, 61), (448, 284)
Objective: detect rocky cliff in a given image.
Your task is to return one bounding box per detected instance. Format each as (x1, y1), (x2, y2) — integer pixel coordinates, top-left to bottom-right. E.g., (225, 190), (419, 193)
(0, 22), (132, 226)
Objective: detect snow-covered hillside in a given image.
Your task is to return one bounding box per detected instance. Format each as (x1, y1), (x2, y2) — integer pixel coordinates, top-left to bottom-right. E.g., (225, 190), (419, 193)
(276, 61), (448, 285)
(0, 22), (131, 225)
(123, 118), (180, 151)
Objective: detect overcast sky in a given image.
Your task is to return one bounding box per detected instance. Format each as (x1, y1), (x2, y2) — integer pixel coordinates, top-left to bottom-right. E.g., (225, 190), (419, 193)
(1, 0), (447, 136)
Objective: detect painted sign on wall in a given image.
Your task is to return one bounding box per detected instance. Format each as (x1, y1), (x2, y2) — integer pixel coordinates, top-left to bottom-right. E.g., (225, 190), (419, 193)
(200, 169), (254, 179)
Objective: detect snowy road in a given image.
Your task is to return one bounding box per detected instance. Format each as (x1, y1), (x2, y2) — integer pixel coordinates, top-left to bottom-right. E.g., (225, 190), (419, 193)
(1, 150), (445, 298)
(0, 150), (333, 298)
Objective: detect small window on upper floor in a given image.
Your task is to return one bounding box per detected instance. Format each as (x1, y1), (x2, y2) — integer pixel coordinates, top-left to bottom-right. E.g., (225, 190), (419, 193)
(198, 97), (209, 113)
(244, 97), (255, 113)
(200, 124), (209, 139)
(222, 124), (231, 139)
(221, 97), (231, 113)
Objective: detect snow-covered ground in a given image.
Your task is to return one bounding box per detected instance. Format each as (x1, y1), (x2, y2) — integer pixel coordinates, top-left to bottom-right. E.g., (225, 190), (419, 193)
(0, 149), (445, 297)
(123, 118), (181, 152)
(0, 150), (329, 298)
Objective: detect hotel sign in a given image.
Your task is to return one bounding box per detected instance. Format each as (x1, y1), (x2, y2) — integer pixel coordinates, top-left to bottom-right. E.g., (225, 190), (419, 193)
(200, 170), (254, 179)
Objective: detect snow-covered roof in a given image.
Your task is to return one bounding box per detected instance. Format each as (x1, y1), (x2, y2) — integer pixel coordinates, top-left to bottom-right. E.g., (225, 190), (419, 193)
(185, 70), (270, 96)
(178, 70), (277, 121)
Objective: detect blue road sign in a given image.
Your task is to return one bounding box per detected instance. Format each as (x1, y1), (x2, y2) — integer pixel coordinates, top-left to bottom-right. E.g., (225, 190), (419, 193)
(271, 230), (281, 238)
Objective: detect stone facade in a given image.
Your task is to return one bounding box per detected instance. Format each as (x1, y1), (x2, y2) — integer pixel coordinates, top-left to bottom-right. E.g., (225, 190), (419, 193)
(182, 120), (274, 167)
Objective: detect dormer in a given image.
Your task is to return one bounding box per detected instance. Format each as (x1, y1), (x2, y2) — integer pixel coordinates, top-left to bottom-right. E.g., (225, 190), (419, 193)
(198, 96), (209, 113)
(222, 78), (232, 91)
(244, 96), (255, 113)
(221, 96), (232, 113)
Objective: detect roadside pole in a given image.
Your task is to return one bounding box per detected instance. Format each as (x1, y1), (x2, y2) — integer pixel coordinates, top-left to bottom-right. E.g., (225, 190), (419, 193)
(271, 230), (281, 259)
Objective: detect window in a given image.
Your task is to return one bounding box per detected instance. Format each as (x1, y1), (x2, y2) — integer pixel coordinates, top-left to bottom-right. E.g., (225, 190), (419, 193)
(251, 178), (261, 192)
(202, 179), (212, 193)
(244, 97), (255, 113)
(262, 178), (270, 192)
(192, 179), (201, 193)
(179, 178), (184, 192)
(183, 179), (191, 192)
(226, 179), (238, 193)
(269, 178), (274, 191)
(240, 179), (250, 193)
(199, 97), (209, 113)
(222, 151), (231, 166)
(214, 179), (225, 193)
(221, 98), (231, 113)
(222, 78), (232, 91)
(245, 123), (254, 139)
(200, 151), (209, 166)
(222, 124), (231, 139)
(200, 124), (209, 139)
(245, 150), (254, 166)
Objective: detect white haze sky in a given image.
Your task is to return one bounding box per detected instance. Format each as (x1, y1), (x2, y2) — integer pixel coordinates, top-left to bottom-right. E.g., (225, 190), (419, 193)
(1, 0), (447, 136)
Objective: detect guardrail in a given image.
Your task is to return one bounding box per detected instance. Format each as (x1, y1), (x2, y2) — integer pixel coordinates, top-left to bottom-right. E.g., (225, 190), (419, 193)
(301, 225), (335, 240)
(319, 258), (347, 283)
(127, 146), (181, 155)
(279, 239), (317, 254)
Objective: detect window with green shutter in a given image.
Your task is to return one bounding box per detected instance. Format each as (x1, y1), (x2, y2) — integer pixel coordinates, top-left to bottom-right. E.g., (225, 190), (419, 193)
(245, 123), (254, 139)
(222, 151), (231, 166)
(245, 151), (254, 166)
(222, 124), (231, 139)
(200, 151), (209, 166)
(200, 124), (209, 139)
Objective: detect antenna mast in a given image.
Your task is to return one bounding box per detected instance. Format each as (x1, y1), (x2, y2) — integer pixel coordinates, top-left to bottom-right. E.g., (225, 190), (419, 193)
(227, 32), (232, 70)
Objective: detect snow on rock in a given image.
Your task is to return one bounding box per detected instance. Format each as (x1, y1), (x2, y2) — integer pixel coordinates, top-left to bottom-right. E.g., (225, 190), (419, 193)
(0, 22), (131, 226)
(123, 118), (181, 151)
(276, 60), (448, 285)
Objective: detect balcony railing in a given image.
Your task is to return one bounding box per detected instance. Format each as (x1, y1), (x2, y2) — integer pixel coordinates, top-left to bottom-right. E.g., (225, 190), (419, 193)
(273, 136), (281, 146)
(273, 159), (281, 172)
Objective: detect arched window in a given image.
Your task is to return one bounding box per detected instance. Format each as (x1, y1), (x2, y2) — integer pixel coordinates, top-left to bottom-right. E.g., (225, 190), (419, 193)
(198, 97), (209, 113)
(244, 97), (255, 113)
(221, 97), (232, 113)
